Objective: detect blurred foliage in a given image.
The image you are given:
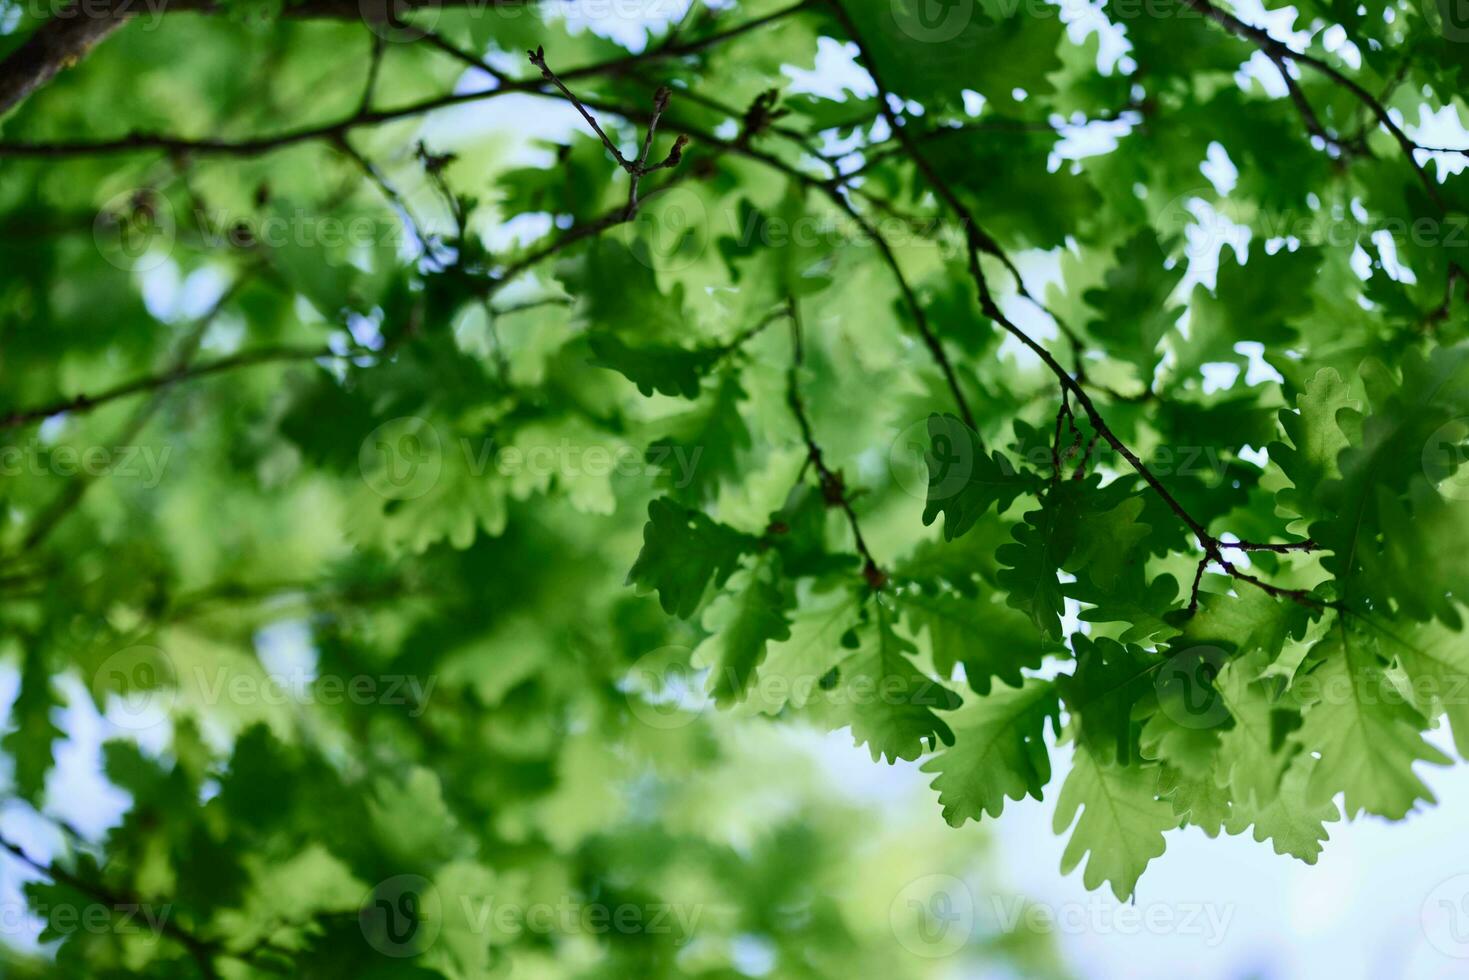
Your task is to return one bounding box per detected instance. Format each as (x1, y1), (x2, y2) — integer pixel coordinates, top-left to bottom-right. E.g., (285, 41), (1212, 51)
(0, 0), (1468, 971)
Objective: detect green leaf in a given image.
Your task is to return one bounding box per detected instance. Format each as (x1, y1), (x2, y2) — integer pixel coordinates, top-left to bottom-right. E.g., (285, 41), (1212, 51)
(922, 677), (1059, 823)
(587, 333), (723, 398)
(839, 600), (961, 763)
(1058, 635), (1163, 766)
(644, 371), (751, 502)
(1063, 495), (1151, 587)
(1272, 367), (1356, 525)
(1083, 231), (1184, 380)
(693, 557), (793, 705)
(922, 413), (1037, 541)
(558, 238), (689, 340)
(744, 584), (863, 715)
(1291, 623), (1450, 819)
(1054, 742), (1176, 901)
(1378, 617), (1469, 758)
(3, 647), (62, 802)
(1225, 760), (1339, 865)
(626, 498), (757, 619)
(995, 504), (1070, 640)
(898, 588), (1055, 694)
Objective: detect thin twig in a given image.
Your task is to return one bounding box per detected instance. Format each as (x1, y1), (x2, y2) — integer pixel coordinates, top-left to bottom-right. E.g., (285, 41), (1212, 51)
(785, 296), (885, 590)
(0, 2), (810, 160)
(1, 343), (366, 431)
(359, 32), (386, 115)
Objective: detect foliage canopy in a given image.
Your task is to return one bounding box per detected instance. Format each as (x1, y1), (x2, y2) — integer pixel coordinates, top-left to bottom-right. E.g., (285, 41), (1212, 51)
(2, 0), (1469, 972)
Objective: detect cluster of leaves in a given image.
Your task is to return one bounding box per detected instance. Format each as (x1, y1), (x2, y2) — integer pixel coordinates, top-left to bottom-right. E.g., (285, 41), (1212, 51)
(1, 0), (1468, 972)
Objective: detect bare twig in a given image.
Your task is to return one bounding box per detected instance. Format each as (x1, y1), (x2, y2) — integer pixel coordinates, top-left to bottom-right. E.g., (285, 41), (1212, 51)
(1, 342), (367, 432)
(785, 296), (885, 590)
(527, 47), (688, 221)
(0, 1), (810, 158)
(358, 32), (386, 115)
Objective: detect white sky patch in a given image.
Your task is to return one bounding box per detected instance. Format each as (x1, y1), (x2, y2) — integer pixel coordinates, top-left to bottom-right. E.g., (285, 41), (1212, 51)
(555, 0), (691, 51)
(1407, 103), (1469, 180)
(1321, 25), (1361, 69)
(782, 37), (875, 101)
(140, 260), (182, 320)
(1239, 444), (1271, 469)
(1201, 362), (1242, 394)
(1371, 228), (1417, 283)
(1178, 199), (1252, 293)
(1236, 341), (1285, 385)
(1349, 241), (1373, 279)
(255, 620), (319, 702)
(1053, 114), (1138, 163)
(1231, 0), (1313, 47)
(1060, 0), (1130, 73)
(52, 675), (138, 836)
(1201, 141), (1240, 195)
(1239, 49), (1289, 98)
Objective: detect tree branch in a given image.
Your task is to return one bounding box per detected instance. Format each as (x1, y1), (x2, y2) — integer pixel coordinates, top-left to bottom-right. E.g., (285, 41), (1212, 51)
(0, 0), (809, 150)
(785, 296), (885, 590)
